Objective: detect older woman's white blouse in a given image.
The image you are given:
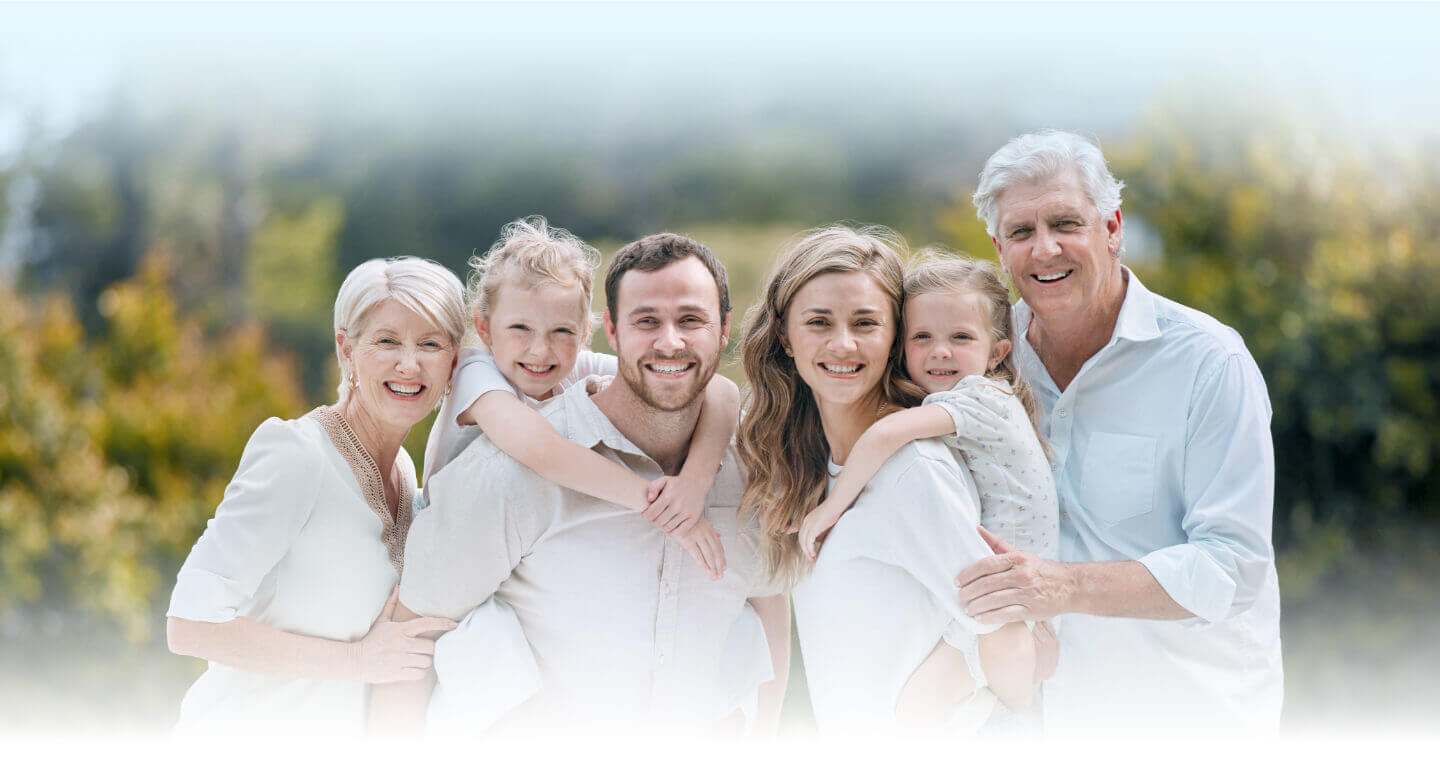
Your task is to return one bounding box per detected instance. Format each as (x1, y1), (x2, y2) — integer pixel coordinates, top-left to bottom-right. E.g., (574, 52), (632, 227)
(167, 414), (407, 734)
(792, 438), (1000, 733)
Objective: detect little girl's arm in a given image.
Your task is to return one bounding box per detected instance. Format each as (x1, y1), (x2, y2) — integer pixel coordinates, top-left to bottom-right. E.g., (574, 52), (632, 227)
(797, 404), (957, 558)
(642, 375), (740, 534)
(466, 390), (651, 511)
(465, 389), (725, 579)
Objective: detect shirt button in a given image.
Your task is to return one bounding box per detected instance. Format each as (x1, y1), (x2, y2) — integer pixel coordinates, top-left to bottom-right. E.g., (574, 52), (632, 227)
(1057, 408), (1069, 417)
(1050, 461), (1059, 470)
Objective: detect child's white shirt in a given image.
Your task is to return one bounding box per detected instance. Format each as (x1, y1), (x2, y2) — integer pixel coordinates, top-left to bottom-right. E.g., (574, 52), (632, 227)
(922, 375), (1060, 562)
(422, 346), (618, 491)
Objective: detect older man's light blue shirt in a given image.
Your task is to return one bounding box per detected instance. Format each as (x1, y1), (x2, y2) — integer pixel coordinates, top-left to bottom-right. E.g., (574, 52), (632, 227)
(1016, 267), (1283, 731)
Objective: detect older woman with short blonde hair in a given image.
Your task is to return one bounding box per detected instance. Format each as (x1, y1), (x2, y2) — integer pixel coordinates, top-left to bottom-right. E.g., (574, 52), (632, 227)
(166, 256), (466, 734)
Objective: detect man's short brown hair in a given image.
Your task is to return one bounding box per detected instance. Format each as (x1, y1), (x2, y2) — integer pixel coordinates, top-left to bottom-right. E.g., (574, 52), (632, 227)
(604, 233), (731, 323)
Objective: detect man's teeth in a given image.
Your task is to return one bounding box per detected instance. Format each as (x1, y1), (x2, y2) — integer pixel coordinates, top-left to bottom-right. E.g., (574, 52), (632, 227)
(1036, 270), (1072, 282)
(822, 364), (860, 374)
(386, 382), (421, 395)
(648, 363), (690, 374)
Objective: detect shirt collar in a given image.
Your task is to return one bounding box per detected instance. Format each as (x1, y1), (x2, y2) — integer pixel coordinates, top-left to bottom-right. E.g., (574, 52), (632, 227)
(1111, 265), (1162, 344)
(555, 378), (650, 459)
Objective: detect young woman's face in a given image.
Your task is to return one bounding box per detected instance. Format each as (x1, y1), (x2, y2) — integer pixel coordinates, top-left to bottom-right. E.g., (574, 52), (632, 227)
(478, 280), (589, 401)
(903, 290), (1009, 394)
(782, 270), (895, 413)
(342, 298), (457, 430)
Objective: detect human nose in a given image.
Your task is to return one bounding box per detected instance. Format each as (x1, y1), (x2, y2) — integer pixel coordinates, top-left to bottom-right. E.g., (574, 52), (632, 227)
(1034, 226), (1062, 258)
(654, 322), (684, 354)
(829, 325), (858, 356)
(396, 344), (421, 375)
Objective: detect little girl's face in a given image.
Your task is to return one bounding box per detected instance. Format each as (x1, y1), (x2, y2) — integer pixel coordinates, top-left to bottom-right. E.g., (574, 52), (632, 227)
(478, 280), (589, 401)
(903, 290), (1008, 394)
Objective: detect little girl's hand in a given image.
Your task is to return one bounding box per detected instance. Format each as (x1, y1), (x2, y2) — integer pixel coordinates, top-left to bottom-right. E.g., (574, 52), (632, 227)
(642, 475), (708, 535)
(798, 505), (842, 560)
(671, 518), (727, 581)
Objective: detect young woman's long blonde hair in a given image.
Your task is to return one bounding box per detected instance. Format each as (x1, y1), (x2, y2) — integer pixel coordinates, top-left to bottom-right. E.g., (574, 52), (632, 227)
(737, 224), (927, 589)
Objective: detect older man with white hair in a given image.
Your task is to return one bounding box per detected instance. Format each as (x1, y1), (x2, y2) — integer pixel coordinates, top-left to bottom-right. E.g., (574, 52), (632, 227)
(954, 130), (1283, 732)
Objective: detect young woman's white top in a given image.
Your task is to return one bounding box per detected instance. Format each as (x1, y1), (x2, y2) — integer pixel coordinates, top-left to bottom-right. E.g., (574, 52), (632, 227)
(166, 410), (410, 734)
(421, 346), (618, 490)
(923, 375), (1060, 561)
(792, 438), (1000, 733)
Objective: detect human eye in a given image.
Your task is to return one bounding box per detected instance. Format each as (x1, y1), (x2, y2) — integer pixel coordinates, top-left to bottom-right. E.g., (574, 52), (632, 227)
(635, 317), (658, 329)
(376, 336), (399, 346)
(508, 323), (530, 332)
(806, 317), (829, 328)
(1055, 218), (1081, 230)
(422, 340), (444, 350)
(553, 326), (577, 336)
(953, 332), (973, 341)
(911, 331), (930, 341)
(1008, 225), (1033, 239)
(681, 315), (705, 327)
(856, 319), (880, 329)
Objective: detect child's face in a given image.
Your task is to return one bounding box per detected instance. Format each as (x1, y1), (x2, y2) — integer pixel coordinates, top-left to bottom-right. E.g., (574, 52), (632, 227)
(477, 280), (589, 401)
(903, 290), (1010, 394)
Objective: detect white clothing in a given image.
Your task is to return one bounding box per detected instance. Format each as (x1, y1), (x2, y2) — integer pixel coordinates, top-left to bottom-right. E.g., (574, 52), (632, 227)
(793, 440), (999, 733)
(166, 413), (408, 734)
(924, 375), (1060, 560)
(1015, 266), (1283, 731)
(421, 346), (616, 488)
(402, 380), (776, 733)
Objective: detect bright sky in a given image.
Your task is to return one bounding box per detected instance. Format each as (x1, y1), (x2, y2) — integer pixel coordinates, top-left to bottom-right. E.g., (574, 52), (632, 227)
(2, 2), (1438, 150)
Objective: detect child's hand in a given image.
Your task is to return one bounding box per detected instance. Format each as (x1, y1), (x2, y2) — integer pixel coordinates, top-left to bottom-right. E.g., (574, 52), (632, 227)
(1033, 619), (1059, 683)
(642, 474), (709, 535)
(671, 518), (727, 581)
(797, 502), (844, 559)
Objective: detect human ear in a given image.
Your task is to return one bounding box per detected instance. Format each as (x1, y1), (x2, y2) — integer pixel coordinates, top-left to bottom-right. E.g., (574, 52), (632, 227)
(1107, 210), (1124, 256)
(475, 313), (492, 349)
(603, 309), (619, 353)
(719, 312), (731, 350)
(988, 338), (1013, 372)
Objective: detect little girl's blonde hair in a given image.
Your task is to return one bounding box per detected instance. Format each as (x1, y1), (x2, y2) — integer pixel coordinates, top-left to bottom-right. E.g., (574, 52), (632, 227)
(903, 250), (1043, 438)
(466, 215), (601, 342)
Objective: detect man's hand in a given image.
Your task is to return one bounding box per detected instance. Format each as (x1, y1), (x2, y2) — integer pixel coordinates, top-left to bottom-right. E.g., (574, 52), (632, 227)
(955, 526), (1078, 625)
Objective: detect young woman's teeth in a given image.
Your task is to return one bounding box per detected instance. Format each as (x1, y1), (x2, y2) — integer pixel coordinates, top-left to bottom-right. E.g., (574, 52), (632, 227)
(822, 364), (860, 374)
(1036, 270), (1073, 282)
(386, 382), (421, 396)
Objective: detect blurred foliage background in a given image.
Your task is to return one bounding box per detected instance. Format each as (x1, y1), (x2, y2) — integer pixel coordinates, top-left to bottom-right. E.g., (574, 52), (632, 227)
(2, 2), (1438, 734)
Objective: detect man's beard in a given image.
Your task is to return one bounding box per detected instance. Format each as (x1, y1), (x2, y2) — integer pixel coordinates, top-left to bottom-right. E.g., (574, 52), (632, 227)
(617, 349), (715, 412)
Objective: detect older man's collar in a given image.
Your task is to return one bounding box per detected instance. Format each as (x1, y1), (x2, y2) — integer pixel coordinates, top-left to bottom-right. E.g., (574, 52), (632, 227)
(1112, 264), (1162, 344)
(557, 377), (648, 458)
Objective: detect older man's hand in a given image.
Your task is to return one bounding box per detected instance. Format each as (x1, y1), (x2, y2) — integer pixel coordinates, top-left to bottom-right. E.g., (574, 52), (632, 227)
(955, 527), (1079, 624)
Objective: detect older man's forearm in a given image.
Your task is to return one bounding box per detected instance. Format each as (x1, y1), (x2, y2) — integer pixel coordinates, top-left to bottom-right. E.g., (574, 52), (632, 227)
(1067, 560), (1195, 620)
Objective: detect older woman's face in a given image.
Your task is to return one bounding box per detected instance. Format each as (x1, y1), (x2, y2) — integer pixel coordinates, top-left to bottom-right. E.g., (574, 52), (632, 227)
(782, 270), (895, 412)
(342, 298), (457, 430)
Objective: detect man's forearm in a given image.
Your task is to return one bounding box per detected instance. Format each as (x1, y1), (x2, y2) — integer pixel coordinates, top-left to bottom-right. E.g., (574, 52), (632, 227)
(1067, 560), (1194, 620)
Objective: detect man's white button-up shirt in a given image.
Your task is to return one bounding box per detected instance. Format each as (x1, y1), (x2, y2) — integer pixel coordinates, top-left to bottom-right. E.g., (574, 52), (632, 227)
(1015, 267), (1283, 731)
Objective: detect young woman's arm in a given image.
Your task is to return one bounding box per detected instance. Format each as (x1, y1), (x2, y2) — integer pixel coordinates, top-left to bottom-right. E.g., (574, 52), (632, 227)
(797, 404), (956, 557)
(977, 621), (1038, 711)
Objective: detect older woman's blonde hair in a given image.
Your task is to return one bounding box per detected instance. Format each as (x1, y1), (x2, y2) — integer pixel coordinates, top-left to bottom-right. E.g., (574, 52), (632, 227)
(737, 224), (927, 589)
(466, 215), (601, 343)
(333, 256), (466, 402)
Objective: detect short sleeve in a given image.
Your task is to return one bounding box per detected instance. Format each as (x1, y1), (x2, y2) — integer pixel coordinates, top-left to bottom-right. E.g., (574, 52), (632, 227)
(167, 418), (323, 623)
(569, 350), (619, 381)
(921, 376), (1014, 451)
(450, 348), (519, 420)
(821, 444), (1001, 639)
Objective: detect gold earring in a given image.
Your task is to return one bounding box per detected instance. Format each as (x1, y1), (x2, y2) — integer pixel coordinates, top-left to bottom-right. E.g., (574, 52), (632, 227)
(349, 371), (358, 389)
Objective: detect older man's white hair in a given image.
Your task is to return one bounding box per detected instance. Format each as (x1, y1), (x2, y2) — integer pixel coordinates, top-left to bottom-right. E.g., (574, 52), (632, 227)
(973, 130), (1126, 255)
(333, 256), (467, 402)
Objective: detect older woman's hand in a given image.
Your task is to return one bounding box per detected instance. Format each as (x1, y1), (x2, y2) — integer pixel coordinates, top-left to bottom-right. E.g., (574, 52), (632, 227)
(353, 589), (457, 683)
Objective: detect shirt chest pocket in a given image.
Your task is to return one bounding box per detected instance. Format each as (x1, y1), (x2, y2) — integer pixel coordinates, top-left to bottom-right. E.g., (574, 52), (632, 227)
(1079, 432), (1156, 525)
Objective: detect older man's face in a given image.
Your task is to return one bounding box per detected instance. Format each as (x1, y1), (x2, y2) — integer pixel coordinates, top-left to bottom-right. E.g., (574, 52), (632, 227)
(604, 256), (730, 412)
(991, 166), (1125, 324)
